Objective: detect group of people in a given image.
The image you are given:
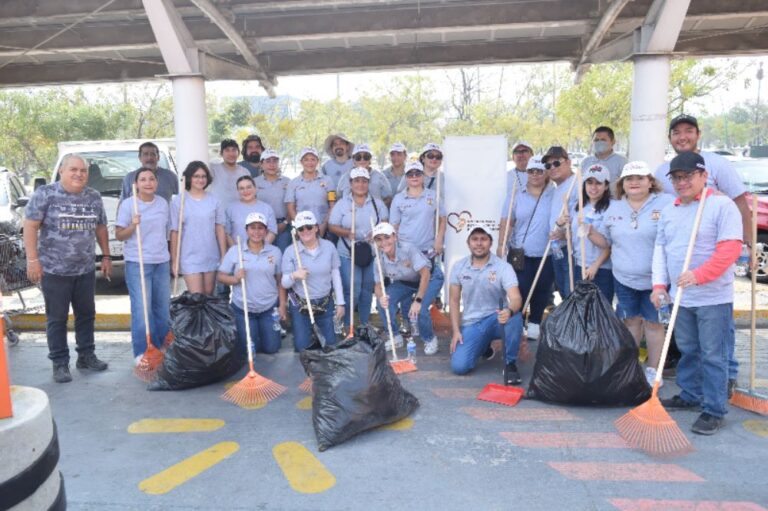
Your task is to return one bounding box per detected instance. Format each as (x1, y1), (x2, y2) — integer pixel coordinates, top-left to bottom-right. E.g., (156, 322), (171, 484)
(23, 114), (749, 436)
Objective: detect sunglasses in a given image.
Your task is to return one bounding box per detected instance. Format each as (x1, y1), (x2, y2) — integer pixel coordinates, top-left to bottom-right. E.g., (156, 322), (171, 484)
(296, 225), (315, 232)
(425, 152), (443, 160)
(406, 171), (423, 178)
(354, 154), (372, 162)
(513, 149), (531, 155)
(526, 168), (545, 175)
(544, 160), (564, 170)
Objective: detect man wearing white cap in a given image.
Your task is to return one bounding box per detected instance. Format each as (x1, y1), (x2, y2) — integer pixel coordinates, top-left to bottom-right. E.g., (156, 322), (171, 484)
(580, 126), (628, 188)
(255, 149), (292, 251)
(449, 225), (524, 384)
(321, 133), (355, 185)
(286, 147), (337, 238)
(335, 144), (394, 204)
(383, 142), (408, 197)
(507, 140), (533, 191)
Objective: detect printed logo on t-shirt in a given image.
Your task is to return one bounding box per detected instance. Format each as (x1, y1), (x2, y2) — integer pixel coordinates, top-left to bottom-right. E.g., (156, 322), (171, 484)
(488, 271), (497, 283)
(651, 210), (661, 221)
(56, 203), (99, 231)
(267, 255), (275, 265)
(426, 198), (434, 206)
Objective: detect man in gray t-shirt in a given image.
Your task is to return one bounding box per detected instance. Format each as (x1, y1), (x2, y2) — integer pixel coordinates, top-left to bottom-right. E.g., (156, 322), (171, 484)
(209, 139), (251, 209)
(119, 142), (179, 203)
(24, 154), (111, 383)
(579, 126), (627, 190)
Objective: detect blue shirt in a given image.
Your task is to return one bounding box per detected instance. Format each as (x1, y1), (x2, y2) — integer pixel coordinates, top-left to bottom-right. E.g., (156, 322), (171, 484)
(219, 243), (282, 313)
(281, 238), (341, 300)
(328, 194), (389, 258)
(254, 175), (290, 220)
(655, 151), (746, 200)
(321, 159), (354, 186)
(225, 200), (278, 240)
(120, 167), (179, 203)
(502, 185), (553, 257)
(549, 174), (579, 230)
(116, 195), (170, 264)
(449, 255), (518, 326)
(285, 173), (336, 224)
(571, 202), (611, 270)
(389, 188), (445, 252)
(336, 168), (393, 201)
(373, 241), (429, 284)
(170, 192), (225, 274)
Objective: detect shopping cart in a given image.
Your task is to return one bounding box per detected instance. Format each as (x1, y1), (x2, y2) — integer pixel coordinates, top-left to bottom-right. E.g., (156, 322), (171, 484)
(0, 231), (39, 346)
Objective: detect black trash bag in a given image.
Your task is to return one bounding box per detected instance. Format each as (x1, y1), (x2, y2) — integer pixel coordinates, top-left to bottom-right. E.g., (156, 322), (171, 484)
(149, 292), (241, 391)
(300, 325), (419, 451)
(527, 281), (651, 406)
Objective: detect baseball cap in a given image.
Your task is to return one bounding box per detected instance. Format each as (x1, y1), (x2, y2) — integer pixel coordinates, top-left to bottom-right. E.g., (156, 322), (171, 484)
(583, 163), (610, 183)
(389, 142), (407, 153)
(245, 212), (268, 227)
(542, 146), (569, 163)
(467, 225), (493, 241)
(350, 167), (370, 180)
(669, 114), (699, 133)
(261, 149), (279, 160)
(323, 133), (353, 157)
(372, 222), (396, 238)
(352, 143), (372, 156)
(420, 142), (442, 156)
(299, 147), (319, 160)
(620, 161), (652, 179)
(527, 157), (545, 171)
(293, 211), (318, 229)
(512, 140), (533, 152)
(405, 161), (424, 174)
(668, 151), (706, 174)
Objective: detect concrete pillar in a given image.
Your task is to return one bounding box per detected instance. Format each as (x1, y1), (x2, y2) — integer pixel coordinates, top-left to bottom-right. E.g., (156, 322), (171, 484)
(170, 75), (209, 172)
(628, 55), (670, 170)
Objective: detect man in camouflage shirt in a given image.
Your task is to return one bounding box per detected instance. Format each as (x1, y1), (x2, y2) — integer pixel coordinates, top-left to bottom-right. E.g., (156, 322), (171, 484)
(24, 154), (112, 383)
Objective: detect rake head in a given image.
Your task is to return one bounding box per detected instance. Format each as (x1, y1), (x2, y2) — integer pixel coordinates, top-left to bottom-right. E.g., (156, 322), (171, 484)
(390, 359), (418, 374)
(221, 369), (286, 406)
(730, 389), (768, 416)
(133, 343), (164, 382)
(614, 386), (693, 457)
(298, 376), (313, 393)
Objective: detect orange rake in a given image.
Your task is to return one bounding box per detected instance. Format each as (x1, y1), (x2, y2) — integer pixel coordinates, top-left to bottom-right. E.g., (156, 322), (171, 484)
(221, 237), (286, 406)
(299, 377), (313, 394)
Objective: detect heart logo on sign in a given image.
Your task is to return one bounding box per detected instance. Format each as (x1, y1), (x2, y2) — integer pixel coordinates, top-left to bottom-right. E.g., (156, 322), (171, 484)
(447, 211), (472, 233)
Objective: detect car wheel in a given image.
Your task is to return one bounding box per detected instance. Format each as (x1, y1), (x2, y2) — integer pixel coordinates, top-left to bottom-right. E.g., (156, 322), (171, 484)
(751, 233), (768, 284)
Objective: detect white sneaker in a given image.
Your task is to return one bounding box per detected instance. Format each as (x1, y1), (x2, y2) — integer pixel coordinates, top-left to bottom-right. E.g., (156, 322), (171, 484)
(386, 334), (404, 350)
(424, 336), (439, 355)
(527, 323), (540, 340)
(645, 367), (663, 388)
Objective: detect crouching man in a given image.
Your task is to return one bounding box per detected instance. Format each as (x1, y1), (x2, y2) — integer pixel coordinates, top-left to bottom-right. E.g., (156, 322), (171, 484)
(449, 225), (524, 385)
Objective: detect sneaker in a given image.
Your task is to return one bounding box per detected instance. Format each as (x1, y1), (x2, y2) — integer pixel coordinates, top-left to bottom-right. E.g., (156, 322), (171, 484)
(53, 364), (72, 383)
(424, 336), (439, 355)
(386, 334), (404, 350)
(727, 378), (737, 399)
(660, 394), (698, 410)
(644, 367), (663, 388)
(526, 323), (540, 340)
(691, 412), (723, 435)
(76, 353), (108, 371)
(483, 345), (497, 361)
(503, 362), (521, 385)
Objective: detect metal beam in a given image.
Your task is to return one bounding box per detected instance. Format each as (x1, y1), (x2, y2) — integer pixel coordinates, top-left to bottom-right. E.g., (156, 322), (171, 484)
(142, 0), (199, 74)
(574, 0), (632, 82)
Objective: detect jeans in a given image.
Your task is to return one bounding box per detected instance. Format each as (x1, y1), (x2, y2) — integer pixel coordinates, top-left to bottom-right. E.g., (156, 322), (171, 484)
(728, 318), (738, 380)
(274, 228), (292, 253)
(289, 298), (337, 351)
(551, 253), (573, 300)
(514, 256), (554, 324)
(41, 271), (97, 365)
(231, 303), (281, 361)
(451, 311), (524, 375)
(125, 261), (171, 357)
(674, 303), (732, 418)
(378, 264), (444, 342)
(614, 279), (658, 323)
(575, 266), (614, 305)
(339, 256), (375, 326)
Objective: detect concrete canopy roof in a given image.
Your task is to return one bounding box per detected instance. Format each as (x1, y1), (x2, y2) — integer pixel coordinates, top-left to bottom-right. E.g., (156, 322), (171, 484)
(0, 0), (766, 92)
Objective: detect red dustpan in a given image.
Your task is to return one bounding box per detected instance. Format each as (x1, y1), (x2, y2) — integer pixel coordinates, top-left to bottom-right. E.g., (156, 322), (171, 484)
(477, 384), (525, 407)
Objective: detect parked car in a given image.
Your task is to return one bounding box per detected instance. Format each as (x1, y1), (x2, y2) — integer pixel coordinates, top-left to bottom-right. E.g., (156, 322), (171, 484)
(0, 167), (29, 233)
(732, 158), (768, 283)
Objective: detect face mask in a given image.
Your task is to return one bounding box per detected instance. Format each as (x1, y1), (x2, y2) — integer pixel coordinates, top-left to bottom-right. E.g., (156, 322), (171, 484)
(247, 152), (261, 163)
(593, 141), (611, 154)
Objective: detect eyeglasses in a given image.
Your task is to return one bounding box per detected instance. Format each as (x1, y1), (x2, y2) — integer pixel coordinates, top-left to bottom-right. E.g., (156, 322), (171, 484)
(296, 225), (315, 232)
(544, 160), (564, 170)
(669, 171), (702, 183)
(425, 152), (443, 160)
(354, 154), (372, 162)
(526, 168), (545, 175)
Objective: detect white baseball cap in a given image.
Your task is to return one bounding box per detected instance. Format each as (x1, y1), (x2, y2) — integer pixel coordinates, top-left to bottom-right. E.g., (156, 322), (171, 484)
(293, 210), (318, 229)
(421, 142), (442, 155)
(583, 163), (610, 183)
(350, 167), (370, 180)
(468, 225), (493, 241)
(389, 142), (407, 153)
(512, 140), (533, 152)
(261, 149), (279, 160)
(245, 212), (268, 227)
(620, 160), (652, 179)
(352, 143), (372, 156)
(372, 222), (396, 238)
(527, 157), (545, 171)
(299, 147), (319, 160)
(405, 161), (424, 174)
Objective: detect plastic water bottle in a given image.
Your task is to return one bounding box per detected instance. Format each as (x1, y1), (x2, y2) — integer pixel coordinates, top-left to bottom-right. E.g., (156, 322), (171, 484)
(409, 316), (419, 338)
(406, 340), (417, 365)
(578, 211), (595, 238)
(735, 244), (750, 277)
(551, 240), (564, 260)
(657, 295), (671, 325)
(271, 307), (282, 332)
(333, 315), (344, 336)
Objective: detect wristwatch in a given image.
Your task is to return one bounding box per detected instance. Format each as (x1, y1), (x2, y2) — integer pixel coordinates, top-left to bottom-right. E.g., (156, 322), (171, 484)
(414, 296), (423, 303)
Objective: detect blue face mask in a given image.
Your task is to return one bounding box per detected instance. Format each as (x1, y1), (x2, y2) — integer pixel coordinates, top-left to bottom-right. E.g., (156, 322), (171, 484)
(593, 141), (611, 154)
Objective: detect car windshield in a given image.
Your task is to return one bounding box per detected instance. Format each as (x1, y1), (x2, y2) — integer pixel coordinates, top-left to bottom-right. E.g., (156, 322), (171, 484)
(58, 150), (171, 196)
(733, 161), (768, 193)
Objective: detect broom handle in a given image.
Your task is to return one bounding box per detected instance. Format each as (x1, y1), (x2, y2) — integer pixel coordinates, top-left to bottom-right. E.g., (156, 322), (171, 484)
(750, 193), (757, 391)
(576, 167), (586, 279)
(559, 175), (578, 293)
(132, 184), (152, 349)
(500, 177), (519, 258)
(236, 237), (255, 367)
(291, 229), (316, 325)
(654, 187), (710, 383)
(434, 169), (441, 236)
(370, 218), (399, 361)
(521, 239), (552, 320)
(348, 201), (356, 336)
(173, 185), (186, 295)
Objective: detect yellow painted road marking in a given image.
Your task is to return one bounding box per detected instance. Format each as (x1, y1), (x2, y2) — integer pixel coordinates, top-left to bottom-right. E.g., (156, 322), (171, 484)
(139, 441), (239, 495)
(272, 441), (336, 494)
(743, 420), (768, 438)
(127, 419), (225, 434)
(379, 417), (414, 430)
(296, 396), (312, 410)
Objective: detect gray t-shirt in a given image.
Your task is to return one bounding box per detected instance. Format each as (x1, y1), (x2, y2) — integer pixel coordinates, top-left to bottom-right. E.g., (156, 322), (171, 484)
(502, 186), (554, 256)
(571, 202), (611, 270)
(336, 169), (393, 201)
(390, 188), (446, 252)
(321, 158), (354, 185)
(449, 254), (518, 326)
(219, 243), (282, 313)
(328, 194), (389, 258)
(285, 173), (336, 224)
(115, 196), (170, 264)
(580, 152), (627, 189)
(238, 160), (262, 179)
(25, 182), (107, 276)
(373, 241), (429, 284)
(225, 200), (278, 241)
(281, 238), (340, 299)
(208, 162), (250, 210)
(170, 192), (226, 274)
(254, 175), (290, 220)
(396, 171), (445, 203)
(654, 151), (746, 200)
(549, 174), (579, 230)
(506, 168), (528, 192)
(382, 166), (405, 197)
(120, 167), (179, 203)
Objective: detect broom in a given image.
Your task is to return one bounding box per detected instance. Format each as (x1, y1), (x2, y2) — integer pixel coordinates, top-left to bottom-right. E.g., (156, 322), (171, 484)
(370, 218), (417, 374)
(131, 184), (164, 381)
(347, 200), (356, 338)
(730, 194), (768, 414)
(517, 239), (553, 363)
(575, 166), (586, 280)
(221, 237), (286, 406)
(615, 186), (711, 456)
(499, 176), (519, 259)
(172, 182), (186, 296)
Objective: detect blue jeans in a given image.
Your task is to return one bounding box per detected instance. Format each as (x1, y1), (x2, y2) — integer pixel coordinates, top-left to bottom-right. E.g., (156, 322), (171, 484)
(451, 311), (524, 375)
(575, 266), (614, 305)
(41, 271), (97, 364)
(125, 261), (171, 357)
(674, 303), (732, 418)
(289, 299), (337, 351)
(378, 264), (444, 342)
(614, 279), (658, 323)
(339, 256), (375, 326)
(274, 227), (292, 253)
(231, 303), (281, 361)
(515, 256), (554, 324)
(551, 253), (572, 300)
